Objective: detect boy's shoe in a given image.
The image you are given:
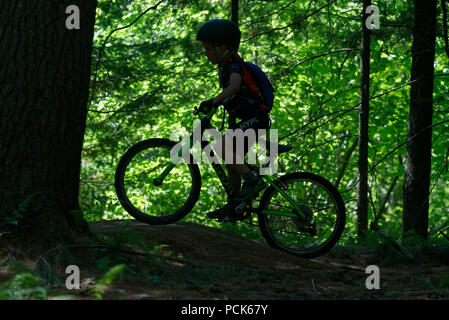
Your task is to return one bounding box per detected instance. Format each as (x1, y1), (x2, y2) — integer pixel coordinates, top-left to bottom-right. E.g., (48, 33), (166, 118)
(233, 177), (266, 203)
(207, 204), (229, 221)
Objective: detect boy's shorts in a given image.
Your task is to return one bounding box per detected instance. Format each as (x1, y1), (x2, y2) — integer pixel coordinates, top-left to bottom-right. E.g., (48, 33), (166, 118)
(222, 94), (271, 160)
(228, 113), (270, 158)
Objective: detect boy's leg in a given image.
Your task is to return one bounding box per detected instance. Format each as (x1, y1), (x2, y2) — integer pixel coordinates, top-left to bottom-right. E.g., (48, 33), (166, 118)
(206, 136), (243, 220)
(213, 134), (250, 177)
(220, 119), (267, 202)
(231, 116), (269, 203)
(206, 136), (250, 220)
(226, 164), (242, 194)
(207, 118), (269, 219)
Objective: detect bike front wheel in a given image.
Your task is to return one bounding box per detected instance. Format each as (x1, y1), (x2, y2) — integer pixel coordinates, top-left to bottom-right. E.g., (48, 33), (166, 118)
(115, 138), (201, 225)
(258, 172), (346, 259)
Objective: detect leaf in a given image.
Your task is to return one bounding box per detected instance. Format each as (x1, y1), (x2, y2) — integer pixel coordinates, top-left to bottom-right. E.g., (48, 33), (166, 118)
(88, 264), (125, 299)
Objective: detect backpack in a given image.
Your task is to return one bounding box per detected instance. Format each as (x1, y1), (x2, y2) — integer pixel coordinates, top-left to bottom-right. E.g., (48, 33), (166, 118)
(230, 61), (275, 112)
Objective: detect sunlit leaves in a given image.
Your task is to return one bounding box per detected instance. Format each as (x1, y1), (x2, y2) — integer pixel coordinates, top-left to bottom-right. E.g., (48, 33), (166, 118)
(80, 0), (449, 243)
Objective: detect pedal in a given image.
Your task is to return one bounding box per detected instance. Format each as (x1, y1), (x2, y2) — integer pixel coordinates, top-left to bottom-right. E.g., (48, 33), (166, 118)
(232, 190), (261, 204)
(221, 215), (237, 224)
(235, 201), (249, 214)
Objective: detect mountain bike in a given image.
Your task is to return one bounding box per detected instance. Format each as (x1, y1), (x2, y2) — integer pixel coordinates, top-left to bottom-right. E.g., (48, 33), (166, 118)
(114, 105), (346, 258)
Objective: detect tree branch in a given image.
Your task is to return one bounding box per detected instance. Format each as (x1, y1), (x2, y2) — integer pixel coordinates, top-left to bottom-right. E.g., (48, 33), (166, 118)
(335, 137), (358, 189)
(244, 0), (338, 42)
(377, 175), (399, 221)
(274, 48), (360, 80)
(370, 119), (449, 172)
(88, 0), (166, 111)
(281, 73), (449, 143)
(446, 147), (449, 172)
(338, 49), (352, 79)
(242, 0), (300, 26)
(297, 134), (358, 160)
(280, 107), (357, 142)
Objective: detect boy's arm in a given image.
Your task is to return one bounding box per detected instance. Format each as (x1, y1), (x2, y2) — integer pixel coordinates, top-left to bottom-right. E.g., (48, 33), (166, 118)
(213, 72), (242, 104)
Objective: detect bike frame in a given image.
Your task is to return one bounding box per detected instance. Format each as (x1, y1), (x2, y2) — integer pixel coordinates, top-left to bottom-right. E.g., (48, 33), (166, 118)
(153, 107), (305, 220)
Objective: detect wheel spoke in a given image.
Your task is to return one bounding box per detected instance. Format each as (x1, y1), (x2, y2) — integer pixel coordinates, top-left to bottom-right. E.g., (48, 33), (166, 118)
(115, 139), (201, 225)
(258, 172), (345, 258)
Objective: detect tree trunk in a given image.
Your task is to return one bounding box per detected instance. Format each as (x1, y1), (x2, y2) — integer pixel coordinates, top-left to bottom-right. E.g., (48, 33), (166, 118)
(231, 0), (239, 25)
(229, 0), (239, 130)
(357, 0), (371, 239)
(0, 1), (97, 256)
(402, 0), (437, 241)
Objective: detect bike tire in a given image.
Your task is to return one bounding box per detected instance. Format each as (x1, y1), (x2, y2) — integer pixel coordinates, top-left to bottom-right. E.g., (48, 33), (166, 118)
(258, 172), (346, 258)
(115, 138), (201, 225)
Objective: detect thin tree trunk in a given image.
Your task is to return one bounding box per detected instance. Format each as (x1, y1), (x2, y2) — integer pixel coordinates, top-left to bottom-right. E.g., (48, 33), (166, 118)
(378, 176), (399, 221)
(402, 0), (437, 241)
(231, 0), (239, 25)
(376, 155), (402, 221)
(0, 1), (97, 256)
(441, 0), (449, 59)
(357, 0), (371, 239)
(229, 0), (239, 130)
(228, 0), (239, 129)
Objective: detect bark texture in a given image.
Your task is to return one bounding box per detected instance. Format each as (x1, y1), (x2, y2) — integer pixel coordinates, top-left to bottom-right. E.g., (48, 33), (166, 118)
(357, 0), (371, 238)
(0, 1), (97, 255)
(402, 0), (437, 240)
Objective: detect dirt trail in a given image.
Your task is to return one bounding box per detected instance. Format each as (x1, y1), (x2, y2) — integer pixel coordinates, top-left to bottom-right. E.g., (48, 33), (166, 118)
(76, 220), (449, 300)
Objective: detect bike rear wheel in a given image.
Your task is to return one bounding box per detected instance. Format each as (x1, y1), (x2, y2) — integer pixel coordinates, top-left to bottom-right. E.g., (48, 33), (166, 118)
(258, 172), (346, 258)
(115, 138), (201, 225)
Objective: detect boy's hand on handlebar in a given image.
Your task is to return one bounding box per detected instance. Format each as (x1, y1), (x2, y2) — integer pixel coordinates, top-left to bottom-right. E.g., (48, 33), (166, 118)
(199, 99), (219, 114)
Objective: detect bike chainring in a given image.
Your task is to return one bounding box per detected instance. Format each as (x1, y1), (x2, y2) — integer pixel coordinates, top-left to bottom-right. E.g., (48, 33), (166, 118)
(223, 198), (254, 223)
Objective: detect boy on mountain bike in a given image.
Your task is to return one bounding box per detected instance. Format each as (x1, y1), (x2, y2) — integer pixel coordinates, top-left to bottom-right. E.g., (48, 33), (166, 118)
(196, 19), (272, 220)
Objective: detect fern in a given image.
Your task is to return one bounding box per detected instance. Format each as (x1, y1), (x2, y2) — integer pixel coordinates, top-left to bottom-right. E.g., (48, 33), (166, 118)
(4, 192), (42, 226)
(88, 264), (125, 299)
(0, 273), (47, 300)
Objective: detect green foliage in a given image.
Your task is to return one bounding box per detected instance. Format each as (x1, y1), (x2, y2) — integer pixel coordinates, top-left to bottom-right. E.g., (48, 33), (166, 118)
(0, 260), (63, 300)
(1, 192), (42, 238)
(4, 209), (23, 226)
(102, 221), (147, 251)
(363, 229), (397, 263)
(89, 264), (125, 299)
(439, 275), (449, 289)
(79, 0), (449, 244)
(88, 221), (173, 283)
(415, 275), (449, 297)
(402, 229), (427, 248)
(10, 192), (41, 221)
(220, 217), (265, 243)
(362, 229), (415, 265)
(0, 273), (47, 300)
(32, 258), (65, 288)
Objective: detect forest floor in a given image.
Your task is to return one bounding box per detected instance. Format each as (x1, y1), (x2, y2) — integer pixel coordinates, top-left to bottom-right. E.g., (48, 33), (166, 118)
(2, 219), (449, 300)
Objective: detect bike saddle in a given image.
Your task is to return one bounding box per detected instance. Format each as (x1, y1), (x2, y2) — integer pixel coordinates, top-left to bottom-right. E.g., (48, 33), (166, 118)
(278, 144), (293, 155)
(258, 139), (293, 155)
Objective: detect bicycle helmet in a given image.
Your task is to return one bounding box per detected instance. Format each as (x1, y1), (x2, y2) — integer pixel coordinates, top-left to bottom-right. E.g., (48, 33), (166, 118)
(196, 19), (241, 51)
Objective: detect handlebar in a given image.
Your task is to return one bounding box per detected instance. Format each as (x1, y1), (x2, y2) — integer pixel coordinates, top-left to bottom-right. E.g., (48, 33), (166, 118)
(195, 104), (219, 120)
(181, 104), (222, 135)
